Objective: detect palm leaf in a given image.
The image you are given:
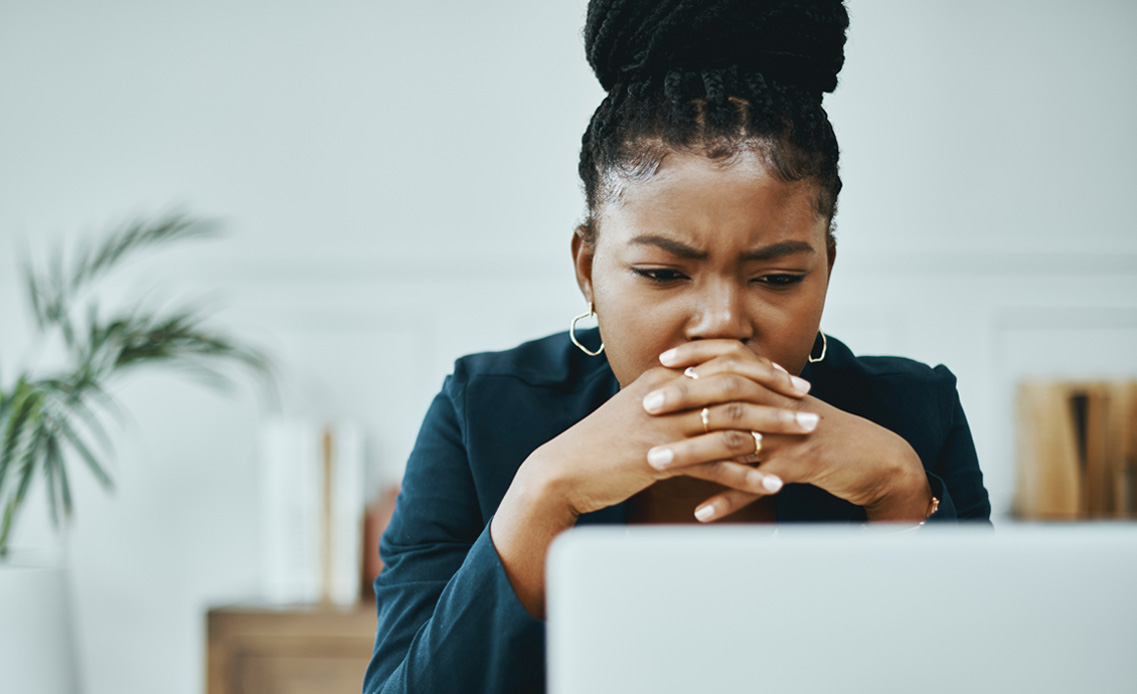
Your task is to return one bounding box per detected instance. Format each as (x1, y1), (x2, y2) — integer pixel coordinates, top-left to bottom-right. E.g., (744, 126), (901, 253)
(13, 423), (46, 509)
(0, 385), (13, 431)
(0, 422), (48, 543)
(99, 308), (269, 382)
(21, 213), (219, 338)
(1, 211), (272, 554)
(51, 387), (115, 456)
(0, 381), (42, 501)
(0, 499), (17, 556)
(56, 416), (112, 491)
(48, 244), (77, 348)
(42, 430), (60, 525)
(67, 213), (218, 296)
(22, 262), (47, 329)
(55, 431), (73, 517)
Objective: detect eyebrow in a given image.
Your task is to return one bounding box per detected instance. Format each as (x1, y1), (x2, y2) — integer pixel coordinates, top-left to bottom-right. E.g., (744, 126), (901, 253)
(742, 240), (816, 262)
(630, 235), (708, 260)
(630, 235), (816, 262)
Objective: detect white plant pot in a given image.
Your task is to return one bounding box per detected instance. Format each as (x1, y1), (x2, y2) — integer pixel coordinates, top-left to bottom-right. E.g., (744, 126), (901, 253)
(0, 554), (80, 694)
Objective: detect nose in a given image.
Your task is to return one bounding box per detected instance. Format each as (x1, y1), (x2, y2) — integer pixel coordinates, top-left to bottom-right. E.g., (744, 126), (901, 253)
(685, 279), (754, 342)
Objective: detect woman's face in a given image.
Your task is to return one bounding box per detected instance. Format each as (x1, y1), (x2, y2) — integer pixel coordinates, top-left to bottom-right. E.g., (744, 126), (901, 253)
(573, 149), (833, 388)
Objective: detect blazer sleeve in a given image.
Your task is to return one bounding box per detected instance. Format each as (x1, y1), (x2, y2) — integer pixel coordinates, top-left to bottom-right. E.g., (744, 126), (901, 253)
(924, 367), (992, 524)
(362, 374), (545, 694)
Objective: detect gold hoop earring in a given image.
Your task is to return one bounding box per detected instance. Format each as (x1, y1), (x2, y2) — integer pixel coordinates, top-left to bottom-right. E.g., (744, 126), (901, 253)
(808, 330), (827, 364)
(570, 302), (604, 356)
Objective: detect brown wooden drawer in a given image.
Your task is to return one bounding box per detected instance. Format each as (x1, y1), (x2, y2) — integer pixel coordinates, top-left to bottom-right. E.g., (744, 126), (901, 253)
(207, 603), (377, 694)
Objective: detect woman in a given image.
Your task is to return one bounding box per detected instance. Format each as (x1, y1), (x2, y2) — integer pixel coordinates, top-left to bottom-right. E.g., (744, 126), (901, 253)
(363, 1), (990, 692)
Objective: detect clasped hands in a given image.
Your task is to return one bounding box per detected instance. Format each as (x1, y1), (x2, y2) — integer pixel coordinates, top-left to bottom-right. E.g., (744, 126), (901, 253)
(530, 339), (933, 524)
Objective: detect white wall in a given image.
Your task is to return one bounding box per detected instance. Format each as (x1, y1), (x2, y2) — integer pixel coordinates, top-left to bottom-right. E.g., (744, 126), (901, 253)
(0, 2), (1135, 693)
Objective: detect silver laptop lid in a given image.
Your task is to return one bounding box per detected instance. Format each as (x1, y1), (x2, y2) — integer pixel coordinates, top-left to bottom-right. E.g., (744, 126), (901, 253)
(547, 524), (1137, 694)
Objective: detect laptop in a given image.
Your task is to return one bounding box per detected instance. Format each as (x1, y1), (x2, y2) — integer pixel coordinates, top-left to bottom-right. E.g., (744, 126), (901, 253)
(546, 524), (1137, 694)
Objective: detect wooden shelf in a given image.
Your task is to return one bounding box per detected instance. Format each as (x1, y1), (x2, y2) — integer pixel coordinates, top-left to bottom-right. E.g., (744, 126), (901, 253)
(206, 603), (377, 694)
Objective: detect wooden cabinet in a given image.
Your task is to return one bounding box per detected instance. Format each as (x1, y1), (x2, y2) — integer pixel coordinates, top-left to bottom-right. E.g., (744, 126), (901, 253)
(206, 603), (377, 694)
(1016, 380), (1137, 519)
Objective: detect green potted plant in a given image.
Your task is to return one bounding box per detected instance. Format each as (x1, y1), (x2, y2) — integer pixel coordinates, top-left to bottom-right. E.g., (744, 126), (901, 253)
(0, 212), (270, 554)
(0, 213), (270, 693)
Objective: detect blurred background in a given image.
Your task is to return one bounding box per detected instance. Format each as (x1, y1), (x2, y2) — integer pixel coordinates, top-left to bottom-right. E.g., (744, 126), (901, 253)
(0, 1), (1135, 693)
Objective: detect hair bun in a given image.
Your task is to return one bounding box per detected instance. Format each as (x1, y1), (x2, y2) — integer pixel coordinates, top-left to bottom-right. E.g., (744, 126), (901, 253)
(585, 0), (849, 95)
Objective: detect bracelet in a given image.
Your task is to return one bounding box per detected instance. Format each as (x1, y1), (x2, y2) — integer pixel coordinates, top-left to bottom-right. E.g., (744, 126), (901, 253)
(917, 495), (940, 526)
(862, 495), (942, 534)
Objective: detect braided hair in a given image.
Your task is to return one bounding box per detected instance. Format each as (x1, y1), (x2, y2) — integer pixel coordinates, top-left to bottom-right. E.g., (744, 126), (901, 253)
(579, 0), (850, 248)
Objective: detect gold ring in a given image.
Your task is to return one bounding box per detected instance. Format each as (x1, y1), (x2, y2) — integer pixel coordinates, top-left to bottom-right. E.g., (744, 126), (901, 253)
(700, 407), (710, 434)
(751, 431), (763, 456)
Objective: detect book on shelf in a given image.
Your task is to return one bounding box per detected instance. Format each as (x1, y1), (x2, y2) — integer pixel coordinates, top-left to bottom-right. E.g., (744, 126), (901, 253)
(259, 418), (364, 606)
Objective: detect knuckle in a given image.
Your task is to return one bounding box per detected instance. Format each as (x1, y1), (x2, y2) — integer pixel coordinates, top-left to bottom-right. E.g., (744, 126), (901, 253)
(722, 430), (751, 452)
(745, 470), (767, 492)
(759, 407), (787, 430)
(719, 462), (745, 484)
(719, 374), (747, 399)
(723, 401), (747, 425)
(708, 460), (729, 477)
(639, 367), (672, 390)
(699, 461), (727, 484)
(717, 494), (738, 515)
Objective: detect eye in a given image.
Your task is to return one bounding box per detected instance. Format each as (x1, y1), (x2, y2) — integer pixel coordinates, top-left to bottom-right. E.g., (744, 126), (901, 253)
(754, 273), (805, 288)
(633, 268), (688, 283)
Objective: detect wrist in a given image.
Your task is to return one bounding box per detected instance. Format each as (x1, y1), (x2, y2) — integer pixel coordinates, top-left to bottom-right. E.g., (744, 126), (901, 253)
(864, 440), (932, 523)
(506, 450), (581, 527)
(490, 454), (580, 620)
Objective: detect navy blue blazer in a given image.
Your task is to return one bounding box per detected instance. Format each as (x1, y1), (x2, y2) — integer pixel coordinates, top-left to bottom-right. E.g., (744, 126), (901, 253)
(362, 331), (991, 693)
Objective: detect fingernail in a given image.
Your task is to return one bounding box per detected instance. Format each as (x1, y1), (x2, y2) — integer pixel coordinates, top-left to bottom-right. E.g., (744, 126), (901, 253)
(683, 366), (699, 380)
(796, 412), (819, 431)
(771, 362), (788, 374)
(790, 375), (811, 395)
(643, 391), (665, 413)
(762, 474), (784, 493)
(647, 447), (674, 469)
(659, 348), (679, 366)
(694, 505), (715, 522)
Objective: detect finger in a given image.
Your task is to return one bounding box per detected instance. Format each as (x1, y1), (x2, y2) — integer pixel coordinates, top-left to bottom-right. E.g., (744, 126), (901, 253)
(692, 489), (767, 523)
(674, 460), (784, 501)
(648, 424), (810, 471)
(743, 455), (809, 493)
(690, 402), (820, 438)
(659, 340), (808, 395)
(685, 353), (810, 399)
(658, 339), (760, 368)
(643, 371), (804, 415)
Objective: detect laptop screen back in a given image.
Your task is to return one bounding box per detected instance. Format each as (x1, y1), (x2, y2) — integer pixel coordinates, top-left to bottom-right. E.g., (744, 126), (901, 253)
(546, 525), (1137, 694)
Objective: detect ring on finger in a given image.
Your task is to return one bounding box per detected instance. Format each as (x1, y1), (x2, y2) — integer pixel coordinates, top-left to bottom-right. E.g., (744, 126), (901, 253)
(751, 431), (763, 456)
(700, 407), (710, 434)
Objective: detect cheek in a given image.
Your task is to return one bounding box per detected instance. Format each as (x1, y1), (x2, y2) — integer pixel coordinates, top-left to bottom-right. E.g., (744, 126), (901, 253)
(595, 308), (673, 389)
(765, 285), (827, 374)
(590, 259), (677, 387)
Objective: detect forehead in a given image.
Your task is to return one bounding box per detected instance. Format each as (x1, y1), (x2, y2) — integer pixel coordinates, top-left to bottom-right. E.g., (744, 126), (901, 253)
(596, 150), (827, 248)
